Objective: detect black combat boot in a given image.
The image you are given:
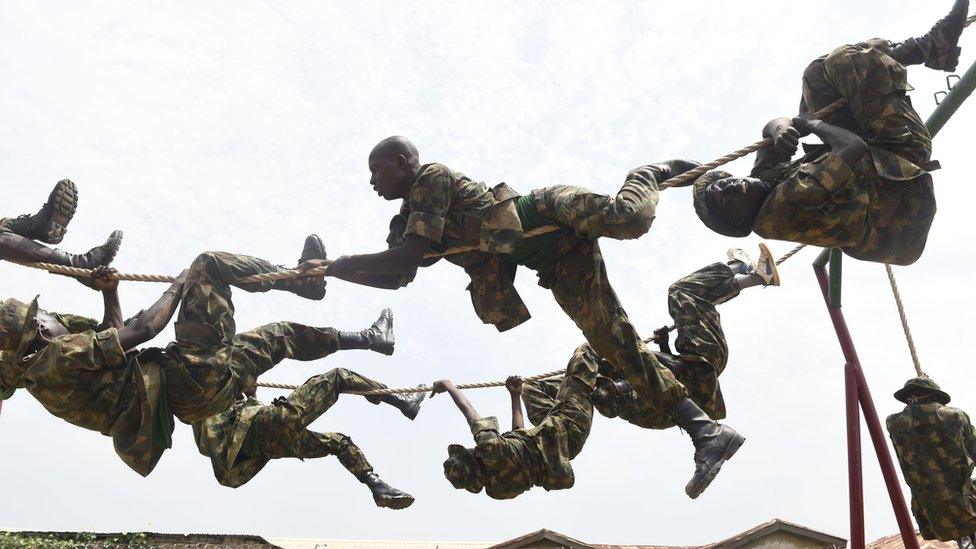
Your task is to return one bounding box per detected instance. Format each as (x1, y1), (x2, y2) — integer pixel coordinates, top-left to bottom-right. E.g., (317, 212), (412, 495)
(358, 472), (415, 510)
(891, 0), (969, 71)
(671, 398), (745, 499)
(270, 234), (327, 300)
(378, 390), (426, 420)
(49, 230), (123, 268)
(339, 308), (395, 355)
(7, 179), (78, 244)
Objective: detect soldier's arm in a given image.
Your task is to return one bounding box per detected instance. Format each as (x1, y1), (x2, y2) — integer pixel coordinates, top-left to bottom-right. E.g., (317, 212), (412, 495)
(319, 234), (430, 287)
(506, 376), (525, 431)
(964, 413), (976, 460)
(86, 267), (124, 331)
(792, 117), (867, 168)
(432, 379), (482, 426)
(116, 272), (186, 350)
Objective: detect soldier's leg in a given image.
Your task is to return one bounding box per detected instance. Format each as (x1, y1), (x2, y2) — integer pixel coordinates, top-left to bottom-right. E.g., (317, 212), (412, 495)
(548, 348), (600, 459)
(890, 0), (968, 71)
(0, 225), (122, 269)
(256, 385), (416, 509)
(667, 263), (737, 373)
(3, 179), (77, 244)
(522, 377), (561, 427)
(548, 240), (743, 498)
(802, 40), (932, 166)
(547, 239), (687, 411)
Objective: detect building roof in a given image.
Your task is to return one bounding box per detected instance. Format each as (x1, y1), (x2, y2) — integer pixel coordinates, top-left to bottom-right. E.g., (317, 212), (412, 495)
(867, 533), (958, 549)
(699, 518), (847, 549)
(491, 528), (596, 549)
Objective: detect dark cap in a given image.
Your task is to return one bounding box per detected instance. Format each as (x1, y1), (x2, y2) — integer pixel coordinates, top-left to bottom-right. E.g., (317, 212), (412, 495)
(894, 376), (950, 405)
(692, 170), (753, 237)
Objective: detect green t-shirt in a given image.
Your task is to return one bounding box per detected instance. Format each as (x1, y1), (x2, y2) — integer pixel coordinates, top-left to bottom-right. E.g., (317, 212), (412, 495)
(504, 195), (560, 272)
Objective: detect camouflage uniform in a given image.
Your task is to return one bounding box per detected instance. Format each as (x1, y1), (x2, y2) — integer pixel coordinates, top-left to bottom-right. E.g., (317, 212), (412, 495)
(0, 298), (170, 477)
(888, 403), (976, 541)
(751, 39), (936, 266)
(459, 353), (597, 499)
(389, 163), (687, 412)
(193, 368), (385, 488)
(524, 263), (736, 429)
(0, 252), (344, 476)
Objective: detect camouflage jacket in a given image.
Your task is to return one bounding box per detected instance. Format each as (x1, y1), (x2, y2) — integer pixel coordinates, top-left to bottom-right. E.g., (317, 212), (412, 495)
(0, 309), (168, 477)
(887, 403), (976, 540)
(751, 148), (934, 266)
(387, 163), (530, 331)
(467, 415), (574, 500)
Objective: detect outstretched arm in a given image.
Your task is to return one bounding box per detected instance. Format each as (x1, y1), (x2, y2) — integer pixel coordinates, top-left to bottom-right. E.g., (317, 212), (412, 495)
(116, 271), (186, 350)
(506, 376), (525, 431)
(432, 379), (482, 426)
(301, 234), (430, 289)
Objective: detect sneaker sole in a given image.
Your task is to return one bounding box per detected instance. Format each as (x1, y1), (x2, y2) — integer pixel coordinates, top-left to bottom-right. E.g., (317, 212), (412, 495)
(687, 432), (745, 499)
(757, 242), (780, 286)
(43, 179), (79, 244)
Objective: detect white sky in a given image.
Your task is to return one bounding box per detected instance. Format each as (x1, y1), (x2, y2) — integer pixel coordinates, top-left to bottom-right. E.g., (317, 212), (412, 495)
(1, 0), (974, 545)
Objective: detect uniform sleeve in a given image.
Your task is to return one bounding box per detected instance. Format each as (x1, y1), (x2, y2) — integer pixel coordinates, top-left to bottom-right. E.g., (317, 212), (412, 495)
(50, 312), (100, 334)
(405, 164), (452, 243)
(471, 416), (504, 464)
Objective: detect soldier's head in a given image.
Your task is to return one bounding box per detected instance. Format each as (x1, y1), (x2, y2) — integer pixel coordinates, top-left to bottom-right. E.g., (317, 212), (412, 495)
(593, 376), (632, 419)
(443, 444), (485, 494)
(369, 136), (421, 201)
(692, 170), (772, 237)
(894, 377), (951, 405)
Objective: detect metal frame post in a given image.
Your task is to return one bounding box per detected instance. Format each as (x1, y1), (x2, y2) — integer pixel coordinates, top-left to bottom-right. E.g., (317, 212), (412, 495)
(813, 250), (919, 549)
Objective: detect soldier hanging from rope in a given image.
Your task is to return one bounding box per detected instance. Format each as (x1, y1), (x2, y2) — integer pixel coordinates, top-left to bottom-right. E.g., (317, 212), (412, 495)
(433, 362), (597, 500)
(193, 369), (425, 509)
(0, 236), (399, 477)
(299, 139), (743, 498)
(519, 244), (777, 498)
(0, 179), (122, 269)
(887, 377), (976, 549)
(692, 0), (969, 265)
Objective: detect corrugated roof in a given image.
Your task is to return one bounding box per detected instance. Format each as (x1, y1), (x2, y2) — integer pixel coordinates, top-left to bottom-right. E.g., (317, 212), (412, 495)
(266, 538), (490, 549)
(867, 533), (957, 549)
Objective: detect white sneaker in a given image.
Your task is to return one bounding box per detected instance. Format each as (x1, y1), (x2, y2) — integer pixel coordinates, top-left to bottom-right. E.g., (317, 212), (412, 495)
(755, 242), (781, 287)
(726, 248), (755, 275)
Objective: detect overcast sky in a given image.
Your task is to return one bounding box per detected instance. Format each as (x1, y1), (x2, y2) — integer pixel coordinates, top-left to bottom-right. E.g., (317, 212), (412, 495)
(1, 0), (974, 545)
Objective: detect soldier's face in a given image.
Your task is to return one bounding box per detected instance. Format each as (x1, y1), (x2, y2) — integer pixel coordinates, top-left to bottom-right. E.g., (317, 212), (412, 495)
(369, 154), (410, 201)
(708, 177), (769, 221)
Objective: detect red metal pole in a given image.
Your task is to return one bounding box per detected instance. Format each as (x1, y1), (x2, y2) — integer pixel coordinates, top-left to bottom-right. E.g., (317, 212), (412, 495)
(846, 362), (866, 549)
(813, 253), (919, 549)
(853, 365), (920, 548)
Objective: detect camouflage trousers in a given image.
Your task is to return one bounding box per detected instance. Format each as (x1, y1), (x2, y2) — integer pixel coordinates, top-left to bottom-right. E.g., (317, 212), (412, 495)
(533, 346), (599, 460)
(525, 263), (735, 430)
(530, 165), (660, 241)
(801, 38), (931, 168)
(203, 368), (383, 488)
(164, 251), (341, 422)
(544, 238), (688, 414)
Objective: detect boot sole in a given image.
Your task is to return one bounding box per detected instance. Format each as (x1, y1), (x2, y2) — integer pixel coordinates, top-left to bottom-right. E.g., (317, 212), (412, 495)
(42, 179), (78, 245)
(375, 494), (415, 510)
(687, 432), (745, 499)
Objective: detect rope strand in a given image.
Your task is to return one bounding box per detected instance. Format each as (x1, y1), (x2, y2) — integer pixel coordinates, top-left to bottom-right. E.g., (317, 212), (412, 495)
(257, 368), (568, 394)
(885, 265), (925, 377)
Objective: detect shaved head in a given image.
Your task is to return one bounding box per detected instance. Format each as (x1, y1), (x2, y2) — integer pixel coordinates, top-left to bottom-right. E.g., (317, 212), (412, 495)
(370, 135), (419, 165)
(367, 136), (422, 201)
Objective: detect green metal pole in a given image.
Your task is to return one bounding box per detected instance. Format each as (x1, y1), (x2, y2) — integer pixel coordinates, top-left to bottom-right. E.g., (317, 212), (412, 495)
(829, 249), (843, 309)
(926, 57), (976, 137)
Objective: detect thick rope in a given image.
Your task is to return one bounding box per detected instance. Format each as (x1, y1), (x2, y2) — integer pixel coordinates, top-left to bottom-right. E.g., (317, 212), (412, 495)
(885, 265), (925, 378)
(257, 368), (568, 394)
(260, 243), (811, 392)
(12, 99), (844, 285)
